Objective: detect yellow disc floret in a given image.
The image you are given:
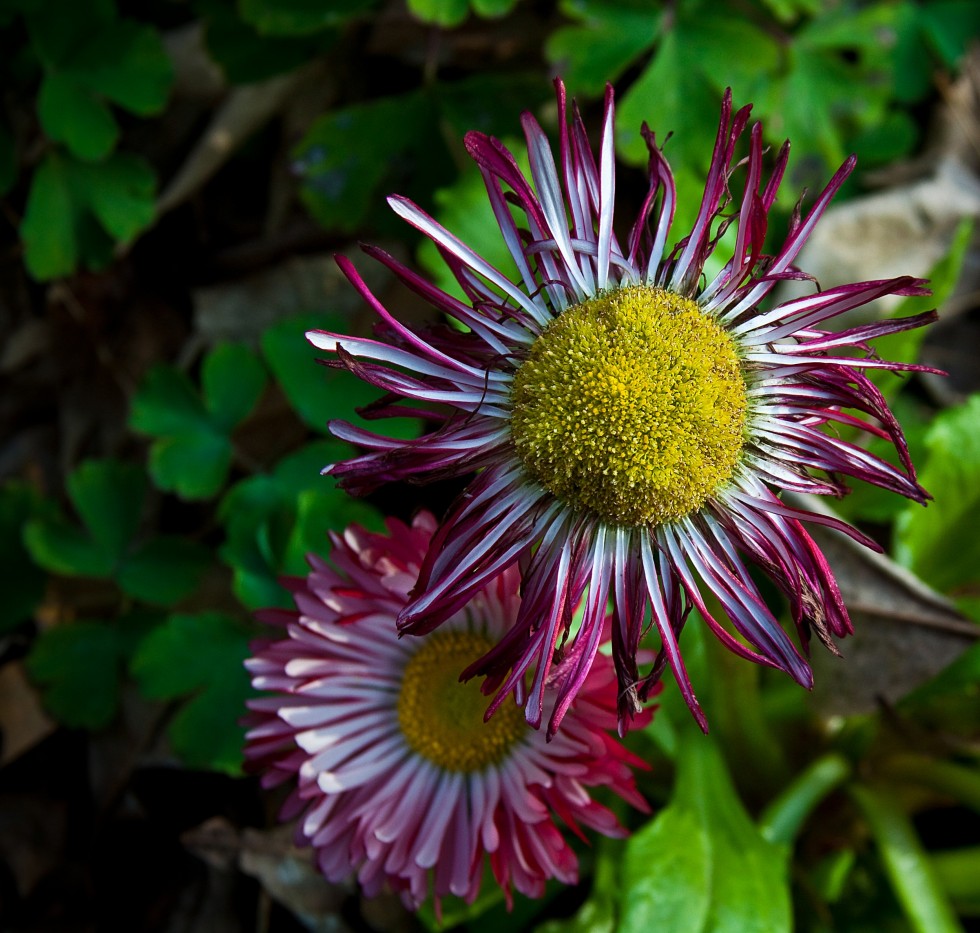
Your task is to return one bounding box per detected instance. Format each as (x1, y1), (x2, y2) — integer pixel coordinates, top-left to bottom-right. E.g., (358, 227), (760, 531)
(397, 630), (526, 772)
(511, 285), (747, 527)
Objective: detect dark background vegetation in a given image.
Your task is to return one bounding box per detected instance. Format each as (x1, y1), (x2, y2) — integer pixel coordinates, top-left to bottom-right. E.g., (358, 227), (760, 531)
(1, 0), (979, 930)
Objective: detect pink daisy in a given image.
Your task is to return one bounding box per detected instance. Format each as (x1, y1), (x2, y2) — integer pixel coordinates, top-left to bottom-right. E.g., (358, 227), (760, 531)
(244, 511), (652, 909)
(309, 80), (936, 736)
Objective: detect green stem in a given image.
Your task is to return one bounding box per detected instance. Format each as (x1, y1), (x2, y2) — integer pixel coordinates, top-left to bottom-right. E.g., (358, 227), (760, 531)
(849, 784), (964, 933)
(882, 754), (980, 814)
(931, 848), (980, 916)
(759, 753), (851, 846)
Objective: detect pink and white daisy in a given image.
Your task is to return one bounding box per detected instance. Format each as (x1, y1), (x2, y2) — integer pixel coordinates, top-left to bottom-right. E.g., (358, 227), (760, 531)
(308, 81), (936, 736)
(244, 512), (651, 909)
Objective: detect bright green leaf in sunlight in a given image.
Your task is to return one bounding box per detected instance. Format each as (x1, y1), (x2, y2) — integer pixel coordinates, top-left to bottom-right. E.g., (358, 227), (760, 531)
(407, 0), (517, 27)
(0, 484), (48, 634)
(612, 1), (902, 187)
(130, 344), (267, 500)
(239, 0), (377, 37)
(895, 394), (980, 600)
(23, 460), (208, 606)
(757, 0), (822, 23)
(546, 0), (659, 96)
(130, 612), (254, 774)
(219, 441), (381, 609)
(27, 622), (126, 729)
(620, 731), (791, 933)
(408, 0), (469, 27)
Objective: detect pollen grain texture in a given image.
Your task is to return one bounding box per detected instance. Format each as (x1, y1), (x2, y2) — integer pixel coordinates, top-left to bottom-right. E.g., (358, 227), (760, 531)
(511, 285), (748, 527)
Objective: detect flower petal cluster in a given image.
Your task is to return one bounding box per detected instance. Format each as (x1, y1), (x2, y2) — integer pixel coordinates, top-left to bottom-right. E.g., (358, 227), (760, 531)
(244, 512), (651, 909)
(310, 81), (935, 734)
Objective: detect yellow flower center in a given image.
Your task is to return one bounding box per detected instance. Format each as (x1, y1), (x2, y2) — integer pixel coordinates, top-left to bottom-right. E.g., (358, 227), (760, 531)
(397, 630), (527, 772)
(511, 285), (747, 527)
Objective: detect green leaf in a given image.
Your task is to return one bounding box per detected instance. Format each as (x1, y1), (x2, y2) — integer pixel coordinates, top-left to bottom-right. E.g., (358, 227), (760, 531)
(471, 0), (517, 15)
(117, 537), (210, 606)
(849, 785), (964, 933)
(197, 0), (328, 83)
(0, 484), (49, 633)
(202, 343), (267, 433)
(130, 365), (209, 437)
(757, 0), (821, 22)
(24, 460), (148, 579)
(238, 0), (377, 36)
(131, 612), (254, 773)
(617, 28), (719, 174)
(21, 152), (77, 279)
(64, 19), (172, 115)
(407, 0), (469, 27)
(759, 753), (851, 846)
(24, 0), (115, 68)
(67, 460), (144, 560)
(620, 731), (791, 933)
(27, 621), (125, 729)
(219, 442), (380, 609)
(546, 0), (659, 96)
(920, 1), (980, 70)
(435, 73), (551, 139)
(296, 92), (434, 232)
(148, 430), (233, 500)
(79, 152), (156, 242)
(931, 847), (980, 915)
(132, 345), (263, 501)
(37, 72), (118, 161)
(262, 314), (422, 441)
(896, 394), (980, 594)
(21, 150), (158, 280)
(23, 514), (115, 577)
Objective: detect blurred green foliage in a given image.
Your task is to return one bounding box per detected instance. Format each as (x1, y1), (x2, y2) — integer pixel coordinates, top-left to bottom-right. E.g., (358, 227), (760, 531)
(1, 0), (978, 928)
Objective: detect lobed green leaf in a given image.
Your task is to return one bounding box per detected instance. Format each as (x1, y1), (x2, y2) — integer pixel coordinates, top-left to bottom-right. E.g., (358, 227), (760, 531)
(27, 621), (125, 729)
(620, 731), (791, 932)
(130, 611), (254, 773)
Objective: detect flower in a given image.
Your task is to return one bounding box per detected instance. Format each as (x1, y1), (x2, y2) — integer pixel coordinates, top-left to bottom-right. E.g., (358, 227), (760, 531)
(244, 512), (651, 909)
(309, 81), (936, 736)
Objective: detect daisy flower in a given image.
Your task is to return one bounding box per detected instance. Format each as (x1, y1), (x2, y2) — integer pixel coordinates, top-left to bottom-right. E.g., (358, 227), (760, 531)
(244, 512), (651, 909)
(308, 81), (936, 736)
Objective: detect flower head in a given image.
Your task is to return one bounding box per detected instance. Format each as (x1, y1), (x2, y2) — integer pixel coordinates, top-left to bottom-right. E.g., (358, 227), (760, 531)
(244, 512), (651, 909)
(309, 81), (936, 735)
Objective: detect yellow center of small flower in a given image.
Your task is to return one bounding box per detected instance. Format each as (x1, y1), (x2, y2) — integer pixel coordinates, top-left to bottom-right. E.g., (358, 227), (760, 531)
(511, 285), (748, 527)
(397, 630), (526, 772)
